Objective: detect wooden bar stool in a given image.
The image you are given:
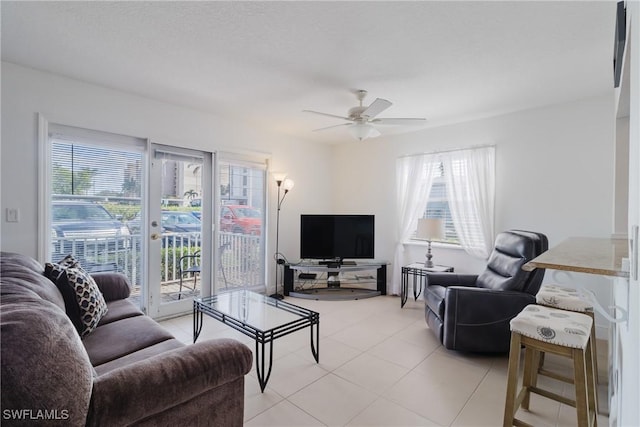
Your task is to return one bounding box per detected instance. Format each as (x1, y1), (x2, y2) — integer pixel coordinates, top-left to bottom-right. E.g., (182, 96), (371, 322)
(503, 304), (597, 427)
(536, 284), (599, 384)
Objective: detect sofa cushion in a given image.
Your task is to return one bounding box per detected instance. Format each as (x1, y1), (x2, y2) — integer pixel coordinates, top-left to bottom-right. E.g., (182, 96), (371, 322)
(46, 262), (108, 337)
(83, 315), (175, 366)
(98, 299), (144, 326)
(0, 252), (65, 310)
(1, 293), (94, 426)
(94, 339), (185, 376)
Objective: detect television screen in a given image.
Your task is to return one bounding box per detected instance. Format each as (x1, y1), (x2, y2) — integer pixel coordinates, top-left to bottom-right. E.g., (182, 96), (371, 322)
(300, 214), (374, 260)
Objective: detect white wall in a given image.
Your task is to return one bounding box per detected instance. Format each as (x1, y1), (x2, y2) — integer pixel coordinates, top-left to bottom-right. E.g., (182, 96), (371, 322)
(331, 94), (616, 337)
(1, 62), (617, 338)
(0, 62), (333, 294)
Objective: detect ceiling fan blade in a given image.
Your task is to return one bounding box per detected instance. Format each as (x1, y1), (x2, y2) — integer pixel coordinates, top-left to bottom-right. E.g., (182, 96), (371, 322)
(361, 98), (392, 119)
(371, 117), (427, 125)
(312, 123), (352, 132)
(302, 110), (351, 121)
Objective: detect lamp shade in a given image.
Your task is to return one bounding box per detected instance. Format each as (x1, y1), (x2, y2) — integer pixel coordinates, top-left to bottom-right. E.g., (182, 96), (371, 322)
(416, 218), (444, 241)
(282, 178), (295, 191)
(348, 123), (380, 141)
(272, 172), (287, 183)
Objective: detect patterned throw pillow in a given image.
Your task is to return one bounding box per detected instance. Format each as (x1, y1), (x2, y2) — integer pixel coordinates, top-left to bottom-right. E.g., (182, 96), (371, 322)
(44, 255), (108, 337)
(44, 262), (83, 334)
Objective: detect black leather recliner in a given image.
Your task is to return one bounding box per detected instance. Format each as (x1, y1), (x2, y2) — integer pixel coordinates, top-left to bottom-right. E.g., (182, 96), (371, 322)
(424, 230), (548, 353)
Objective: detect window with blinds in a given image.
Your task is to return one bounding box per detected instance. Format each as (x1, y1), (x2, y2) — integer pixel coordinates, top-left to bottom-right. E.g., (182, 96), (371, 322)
(218, 156), (267, 291)
(48, 125), (145, 294)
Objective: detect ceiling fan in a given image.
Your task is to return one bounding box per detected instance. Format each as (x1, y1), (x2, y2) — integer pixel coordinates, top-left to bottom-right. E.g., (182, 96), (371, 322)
(303, 89), (427, 141)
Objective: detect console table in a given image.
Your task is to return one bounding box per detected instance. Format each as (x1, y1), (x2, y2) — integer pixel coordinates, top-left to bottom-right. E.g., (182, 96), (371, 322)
(283, 261), (387, 300)
(401, 263), (454, 308)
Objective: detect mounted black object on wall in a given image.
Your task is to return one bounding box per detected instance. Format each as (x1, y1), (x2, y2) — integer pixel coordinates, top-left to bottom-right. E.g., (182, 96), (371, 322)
(614, 1), (626, 88)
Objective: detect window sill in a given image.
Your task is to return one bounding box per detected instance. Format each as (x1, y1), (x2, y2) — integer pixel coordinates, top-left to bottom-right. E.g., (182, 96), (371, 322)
(403, 240), (463, 250)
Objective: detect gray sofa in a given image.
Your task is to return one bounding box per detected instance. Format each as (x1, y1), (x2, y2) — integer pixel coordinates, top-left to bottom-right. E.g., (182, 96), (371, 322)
(0, 252), (252, 426)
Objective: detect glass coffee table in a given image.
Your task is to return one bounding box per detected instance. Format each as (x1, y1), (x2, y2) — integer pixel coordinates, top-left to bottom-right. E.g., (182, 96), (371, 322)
(193, 290), (320, 392)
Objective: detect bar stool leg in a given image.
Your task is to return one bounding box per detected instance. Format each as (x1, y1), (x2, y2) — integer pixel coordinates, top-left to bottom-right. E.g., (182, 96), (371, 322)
(586, 339), (598, 425)
(521, 347), (535, 410)
(573, 348), (590, 427)
(503, 332), (521, 427)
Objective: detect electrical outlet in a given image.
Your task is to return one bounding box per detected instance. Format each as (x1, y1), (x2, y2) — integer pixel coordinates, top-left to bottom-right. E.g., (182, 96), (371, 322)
(6, 208), (20, 223)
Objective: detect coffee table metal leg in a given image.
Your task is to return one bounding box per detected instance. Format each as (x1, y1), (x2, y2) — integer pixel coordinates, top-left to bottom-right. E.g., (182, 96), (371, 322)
(401, 268), (408, 307)
(255, 332), (274, 392)
(310, 318), (320, 363)
(193, 307), (203, 343)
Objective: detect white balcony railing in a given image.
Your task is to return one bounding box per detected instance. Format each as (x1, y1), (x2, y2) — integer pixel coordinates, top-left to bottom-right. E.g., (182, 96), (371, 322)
(51, 232), (263, 293)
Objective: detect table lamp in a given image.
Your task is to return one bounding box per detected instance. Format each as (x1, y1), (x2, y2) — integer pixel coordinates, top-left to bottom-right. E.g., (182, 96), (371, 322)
(416, 218), (444, 268)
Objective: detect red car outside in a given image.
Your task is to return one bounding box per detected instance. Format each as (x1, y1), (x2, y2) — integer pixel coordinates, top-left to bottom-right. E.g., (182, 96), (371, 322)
(220, 205), (262, 235)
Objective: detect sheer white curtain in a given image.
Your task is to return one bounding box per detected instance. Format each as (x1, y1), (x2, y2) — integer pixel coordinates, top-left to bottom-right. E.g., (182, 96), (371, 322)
(391, 155), (438, 295)
(441, 146), (495, 259)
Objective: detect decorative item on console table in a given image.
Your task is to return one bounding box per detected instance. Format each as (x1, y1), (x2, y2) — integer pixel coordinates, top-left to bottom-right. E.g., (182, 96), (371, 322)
(416, 218), (445, 268)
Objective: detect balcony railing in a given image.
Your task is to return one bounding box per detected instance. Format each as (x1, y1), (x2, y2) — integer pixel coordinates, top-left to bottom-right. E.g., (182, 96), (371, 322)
(51, 232), (263, 299)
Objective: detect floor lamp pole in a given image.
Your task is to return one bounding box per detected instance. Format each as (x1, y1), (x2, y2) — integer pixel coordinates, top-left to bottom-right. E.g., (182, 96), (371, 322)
(271, 183), (283, 299)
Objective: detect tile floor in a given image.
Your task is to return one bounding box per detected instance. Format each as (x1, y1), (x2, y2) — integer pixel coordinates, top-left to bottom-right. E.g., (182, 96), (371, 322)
(160, 295), (609, 427)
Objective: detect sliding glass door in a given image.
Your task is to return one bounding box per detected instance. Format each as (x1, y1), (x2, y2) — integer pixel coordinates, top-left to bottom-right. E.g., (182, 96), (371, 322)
(43, 122), (266, 319)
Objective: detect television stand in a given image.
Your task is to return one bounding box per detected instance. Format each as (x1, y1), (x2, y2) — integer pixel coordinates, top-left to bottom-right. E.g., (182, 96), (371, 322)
(283, 261), (387, 300)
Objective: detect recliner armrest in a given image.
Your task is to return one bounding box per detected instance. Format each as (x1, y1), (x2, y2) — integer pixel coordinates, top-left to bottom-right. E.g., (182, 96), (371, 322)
(445, 286), (536, 320)
(442, 287), (536, 352)
(91, 272), (131, 301)
(88, 338), (252, 426)
(425, 273), (478, 288)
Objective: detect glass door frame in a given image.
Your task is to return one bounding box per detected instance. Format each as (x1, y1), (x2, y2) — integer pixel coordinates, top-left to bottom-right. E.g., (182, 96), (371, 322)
(147, 143), (214, 319)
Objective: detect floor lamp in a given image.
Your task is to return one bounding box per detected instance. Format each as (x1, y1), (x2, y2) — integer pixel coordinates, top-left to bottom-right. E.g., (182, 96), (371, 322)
(270, 173), (294, 300)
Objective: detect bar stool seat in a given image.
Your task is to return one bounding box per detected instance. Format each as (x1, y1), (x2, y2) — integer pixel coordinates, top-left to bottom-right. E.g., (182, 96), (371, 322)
(537, 284), (593, 312)
(536, 284), (599, 386)
(503, 304), (598, 427)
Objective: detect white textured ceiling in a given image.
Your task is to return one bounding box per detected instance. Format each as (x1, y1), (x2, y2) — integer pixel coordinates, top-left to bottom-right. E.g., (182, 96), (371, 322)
(1, 1), (617, 144)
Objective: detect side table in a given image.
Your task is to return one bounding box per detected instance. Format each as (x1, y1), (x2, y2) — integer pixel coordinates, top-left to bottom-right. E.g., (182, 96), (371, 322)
(401, 263), (454, 308)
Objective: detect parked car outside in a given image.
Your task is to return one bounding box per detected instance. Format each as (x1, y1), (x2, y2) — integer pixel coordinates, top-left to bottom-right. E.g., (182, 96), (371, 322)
(51, 201), (130, 262)
(161, 211), (201, 233)
(161, 211), (202, 248)
(220, 205), (262, 235)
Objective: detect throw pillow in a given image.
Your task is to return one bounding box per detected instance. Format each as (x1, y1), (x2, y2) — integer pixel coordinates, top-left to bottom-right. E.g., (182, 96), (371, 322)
(44, 262), (83, 334)
(44, 256), (108, 337)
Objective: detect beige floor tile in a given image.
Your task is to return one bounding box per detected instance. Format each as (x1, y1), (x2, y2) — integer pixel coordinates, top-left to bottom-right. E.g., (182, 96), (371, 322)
(244, 400), (324, 426)
(288, 373), (378, 426)
(368, 335), (436, 370)
(347, 397), (444, 426)
(334, 352), (410, 394)
(244, 376), (285, 421)
(294, 336), (362, 371)
(157, 294), (610, 427)
(258, 352), (330, 398)
(330, 322), (389, 352)
(386, 352), (489, 426)
(452, 368), (509, 427)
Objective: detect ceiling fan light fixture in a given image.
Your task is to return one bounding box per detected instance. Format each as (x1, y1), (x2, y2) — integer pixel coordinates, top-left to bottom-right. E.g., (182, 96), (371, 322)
(349, 123), (375, 141)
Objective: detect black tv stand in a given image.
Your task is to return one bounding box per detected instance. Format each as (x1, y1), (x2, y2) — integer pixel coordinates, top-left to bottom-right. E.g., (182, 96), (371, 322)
(283, 261), (387, 300)
(318, 259), (357, 267)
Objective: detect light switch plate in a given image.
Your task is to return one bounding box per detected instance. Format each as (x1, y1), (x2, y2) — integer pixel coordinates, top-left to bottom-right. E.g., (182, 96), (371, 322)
(6, 208), (20, 222)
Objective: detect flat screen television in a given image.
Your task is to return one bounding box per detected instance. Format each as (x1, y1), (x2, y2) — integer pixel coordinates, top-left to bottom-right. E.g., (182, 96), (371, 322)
(300, 214), (374, 261)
